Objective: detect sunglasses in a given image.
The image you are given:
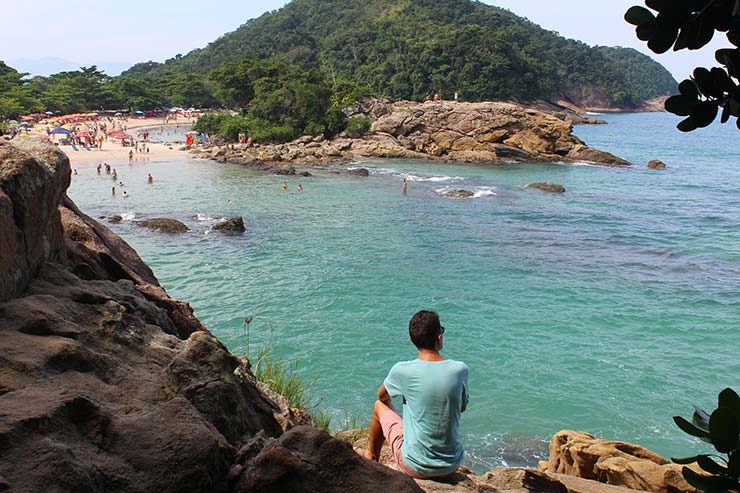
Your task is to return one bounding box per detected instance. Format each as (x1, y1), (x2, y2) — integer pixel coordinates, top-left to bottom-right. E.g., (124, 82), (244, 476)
(440, 326), (446, 335)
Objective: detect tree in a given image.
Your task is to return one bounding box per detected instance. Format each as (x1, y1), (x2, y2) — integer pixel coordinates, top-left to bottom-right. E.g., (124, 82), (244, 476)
(626, 0), (740, 131)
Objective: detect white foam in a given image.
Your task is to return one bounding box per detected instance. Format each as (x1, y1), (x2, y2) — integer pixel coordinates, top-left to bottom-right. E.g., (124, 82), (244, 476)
(194, 213), (217, 222)
(474, 188), (497, 198)
(407, 174), (464, 183)
(120, 212), (136, 221)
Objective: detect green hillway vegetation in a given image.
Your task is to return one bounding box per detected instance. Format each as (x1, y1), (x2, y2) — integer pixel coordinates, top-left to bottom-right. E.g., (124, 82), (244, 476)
(2, 0), (677, 143)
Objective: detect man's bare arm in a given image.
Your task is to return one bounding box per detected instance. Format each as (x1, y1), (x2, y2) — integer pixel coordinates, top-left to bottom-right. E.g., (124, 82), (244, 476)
(377, 383), (391, 404)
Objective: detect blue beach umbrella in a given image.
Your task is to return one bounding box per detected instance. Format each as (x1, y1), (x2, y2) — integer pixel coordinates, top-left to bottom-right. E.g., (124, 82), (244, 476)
(49, 127), (71, 135)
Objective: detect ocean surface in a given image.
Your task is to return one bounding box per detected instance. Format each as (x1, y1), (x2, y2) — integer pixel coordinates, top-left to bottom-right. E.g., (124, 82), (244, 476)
(67, 112), (740, 472)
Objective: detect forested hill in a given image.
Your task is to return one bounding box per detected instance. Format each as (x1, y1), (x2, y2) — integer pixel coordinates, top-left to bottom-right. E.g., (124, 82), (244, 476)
(123, 0), (677, 108)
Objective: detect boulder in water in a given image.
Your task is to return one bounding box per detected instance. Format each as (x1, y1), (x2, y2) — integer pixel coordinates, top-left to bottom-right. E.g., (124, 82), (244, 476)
(136, 218), (189, 234)
(442, 189), (476, 199)
(213, 217), (246, 234)
(527, 183), (566, 194)
(348, 168), (370, 177)
(109, 215), (123, 224)
(647, 160), (667, 169)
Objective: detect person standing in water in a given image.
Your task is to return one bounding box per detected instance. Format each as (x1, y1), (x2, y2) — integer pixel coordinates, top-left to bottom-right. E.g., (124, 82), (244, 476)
(128, 150), (134, 164)
(147, 174), (153, 184)
(112, 186), (116, 196)
(297, 184), (304, 193)
(402, 178), (408, 195)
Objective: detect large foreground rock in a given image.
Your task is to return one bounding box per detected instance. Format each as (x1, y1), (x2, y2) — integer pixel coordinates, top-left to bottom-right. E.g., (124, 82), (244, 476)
(0, 141), (420, 493)
(539, 431), (697, 493)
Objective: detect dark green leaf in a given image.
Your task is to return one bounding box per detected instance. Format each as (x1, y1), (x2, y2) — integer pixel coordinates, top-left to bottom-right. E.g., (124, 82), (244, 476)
(679, 80), (699, 98)
(710, 68), (734, 93)
(721, 103), (731, 123)
(693, 67), (713, 93)
(718, 388), (740, 419)
(675, 415), (712, 438)
(683, 467), (738, 490)
(691, 100), (719, 128)
(709, 407), (740, 453)
(645, 0), (670, 12)
(728, 451), (740, 476)
(697, 455), (728, 475)
(694, 411), (711, 431)
(678, 116), (699, 132)
(673, 455), (700, 464)
(637, 21), (659, 41)
(625, 6), (656, 26)
(665, 94), (699, 116)
(648, 23), (680, 53)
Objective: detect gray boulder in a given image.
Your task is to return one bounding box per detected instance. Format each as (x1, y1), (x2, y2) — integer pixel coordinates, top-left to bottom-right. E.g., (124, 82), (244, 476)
(213, 217), (246, 234)
(136, 218), (189, 233)
(527, 183), (566, 194)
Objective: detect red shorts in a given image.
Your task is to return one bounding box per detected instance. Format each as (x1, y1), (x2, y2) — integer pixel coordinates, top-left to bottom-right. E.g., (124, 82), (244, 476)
(378, 407), (426, 479)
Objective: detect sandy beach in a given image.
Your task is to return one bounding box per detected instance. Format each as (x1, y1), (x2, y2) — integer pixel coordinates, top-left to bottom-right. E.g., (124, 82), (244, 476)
(13, 117), (194, 166)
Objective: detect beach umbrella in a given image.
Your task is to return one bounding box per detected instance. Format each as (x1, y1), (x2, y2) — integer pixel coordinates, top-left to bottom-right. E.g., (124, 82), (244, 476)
(45, 111), (54, 115)
(114, 112), (123, 117)
(135, 111), (145, 115)
(20, 122), (30, 127)
(49, 127), (71, 135)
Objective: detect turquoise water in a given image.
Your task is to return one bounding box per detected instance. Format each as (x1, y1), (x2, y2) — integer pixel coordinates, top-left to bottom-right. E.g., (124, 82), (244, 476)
(67, 112), (740, 471)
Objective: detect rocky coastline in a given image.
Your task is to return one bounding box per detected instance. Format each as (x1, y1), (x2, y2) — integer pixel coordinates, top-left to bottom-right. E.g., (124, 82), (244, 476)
(0, 139), (697, 492)
(189, 100), (632, 170)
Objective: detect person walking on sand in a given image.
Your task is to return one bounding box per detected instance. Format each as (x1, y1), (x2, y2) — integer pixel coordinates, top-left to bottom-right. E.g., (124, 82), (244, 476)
(365, 310), (468, 480)
(147, 174), (154, 184)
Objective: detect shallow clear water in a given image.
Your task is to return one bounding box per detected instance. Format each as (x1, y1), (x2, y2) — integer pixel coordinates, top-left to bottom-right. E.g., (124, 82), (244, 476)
(68, 112), (740, 471)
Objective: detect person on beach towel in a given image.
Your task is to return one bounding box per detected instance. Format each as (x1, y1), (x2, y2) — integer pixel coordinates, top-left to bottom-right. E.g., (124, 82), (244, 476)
(365, 310), (469, 479)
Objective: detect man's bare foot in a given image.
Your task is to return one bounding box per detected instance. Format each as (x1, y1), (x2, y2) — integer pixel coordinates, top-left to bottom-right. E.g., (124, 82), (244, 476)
(363, 450), (378, 461)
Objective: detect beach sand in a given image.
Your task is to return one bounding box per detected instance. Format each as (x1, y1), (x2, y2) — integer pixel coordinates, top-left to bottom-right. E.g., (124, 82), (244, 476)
(15, 117), (194, 166)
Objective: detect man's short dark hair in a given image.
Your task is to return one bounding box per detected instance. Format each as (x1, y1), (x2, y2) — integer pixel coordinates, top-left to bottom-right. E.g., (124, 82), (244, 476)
(409, 310), (443, 350)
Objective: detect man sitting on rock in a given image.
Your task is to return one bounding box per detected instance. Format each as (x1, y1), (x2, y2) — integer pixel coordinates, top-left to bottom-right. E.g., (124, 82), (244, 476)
(365, 310), (469, 479)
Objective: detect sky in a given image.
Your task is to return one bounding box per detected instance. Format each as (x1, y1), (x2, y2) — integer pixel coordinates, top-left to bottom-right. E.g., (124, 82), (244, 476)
(1, 0), (729, 80)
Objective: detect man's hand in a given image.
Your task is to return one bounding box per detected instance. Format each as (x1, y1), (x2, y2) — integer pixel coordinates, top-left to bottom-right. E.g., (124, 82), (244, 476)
(377, 383), (391, 404)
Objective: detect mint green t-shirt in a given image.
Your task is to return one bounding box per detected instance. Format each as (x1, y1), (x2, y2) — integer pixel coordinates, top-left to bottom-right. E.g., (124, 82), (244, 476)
(384, 359), (469, 477)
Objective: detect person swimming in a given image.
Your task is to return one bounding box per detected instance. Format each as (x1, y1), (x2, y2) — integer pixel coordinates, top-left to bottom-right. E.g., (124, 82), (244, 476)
(123, 191), (129, 199)
(297, 184), (304, 193)
(282, 182), (289, 191)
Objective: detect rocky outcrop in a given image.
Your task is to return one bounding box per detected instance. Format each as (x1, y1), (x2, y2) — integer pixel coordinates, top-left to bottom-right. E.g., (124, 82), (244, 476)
(136, 218), (190, 233)
(190, 100), (632, 168)
(213, 217), (246, 234)
(647, 160), (667, 169)
(539, 431), (697, 493)
(527, 183), (566, 194)
(341, 429), (652, 493)
(0, 140), (422, 493)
